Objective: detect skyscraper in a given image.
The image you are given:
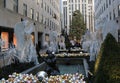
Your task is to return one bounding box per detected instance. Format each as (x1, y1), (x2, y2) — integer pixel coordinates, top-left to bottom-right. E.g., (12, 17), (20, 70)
(63, 0), (94, 34)
(95, 0), (120, 41)
(0, 0), (61, 49)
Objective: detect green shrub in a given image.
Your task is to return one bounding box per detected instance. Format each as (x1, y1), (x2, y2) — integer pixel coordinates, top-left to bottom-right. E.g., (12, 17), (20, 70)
(0, 62), (35, 79)
(94, 33), (120, 83)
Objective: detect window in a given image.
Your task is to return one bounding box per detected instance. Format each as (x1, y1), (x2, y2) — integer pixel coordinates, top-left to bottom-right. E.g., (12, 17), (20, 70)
(82, 4), (84, 14)
(50, 8), (51, 15)
(41, 0), (43, 8)
(4, 0), (6, 8)
(75, 4), (77, 10)
(88, 0), (92, 4)
(13, 0), (18, 12)
(47, 19), (49, 26)
(47, 6), (49, 13)
(69, 4), (71, 10)
(72, 4), (73, 11)
(52, 22), (53, 30)
(72, 0), (73, 3)
(75, 0), (77, 3)
(113, 9), (115, 19)
(79, 4), (80, 10)
(36, 12), (39, 21)
(45, 34), (49, 42)
(69, 15), (72, 24)
(106, 0), (108, 8)
(30, 8), (34, 19)
(109, 12), (111, 20)
(104, 3), (106, 11)
(45, 3), (46, 11)
(41, 15), (43, 23)
(23, 4), (27, 16)
(63, 1), (67, 5)
(69, 0), (71, 3)
(37, 0), (39, 4)
(118, 5), (120, 16)
(44, 18), (47, 25)
(109, 0), (111, 5)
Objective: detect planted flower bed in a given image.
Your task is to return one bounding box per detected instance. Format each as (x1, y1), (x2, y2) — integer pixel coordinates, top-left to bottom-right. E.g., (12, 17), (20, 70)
(0, 72), (85, 83)
(40, 53), (89, 58)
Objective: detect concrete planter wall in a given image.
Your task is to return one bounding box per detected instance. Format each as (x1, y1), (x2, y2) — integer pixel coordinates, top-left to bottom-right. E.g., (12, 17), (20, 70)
(21, 62), (47, 75)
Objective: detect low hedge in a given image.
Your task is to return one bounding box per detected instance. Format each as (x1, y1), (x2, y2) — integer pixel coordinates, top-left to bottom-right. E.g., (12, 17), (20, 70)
(94, 33), (120, 83)
(0, 62), (35, 79)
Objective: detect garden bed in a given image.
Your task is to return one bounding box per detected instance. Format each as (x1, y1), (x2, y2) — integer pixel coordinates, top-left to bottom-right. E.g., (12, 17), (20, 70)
(0, 62), (35, 79)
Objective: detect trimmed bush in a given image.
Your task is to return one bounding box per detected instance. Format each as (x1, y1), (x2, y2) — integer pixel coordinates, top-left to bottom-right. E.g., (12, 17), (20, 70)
(94, 33), (120, 83)
(0, 62), (35, 79)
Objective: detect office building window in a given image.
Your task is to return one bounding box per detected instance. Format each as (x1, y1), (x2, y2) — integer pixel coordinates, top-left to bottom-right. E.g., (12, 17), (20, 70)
(41, 15), (43, 23)
(36, 12), (39, 21)
(37, 0), (39, 4)
(30, 8), (34, 19)
(45, 34), (49, 42)
(79, 4), (80, 10)
(113, 9), (115, 19)
(109, 12), (111, 20)
(41, 0), (43, 8)
(69, 0), (71, 3)
(69, 4), (71, 10)
(106, 0), (108, 8)
(69, 15), (72, 24)
(118, 5), (120, 16)
(88, 0), (92, 4)
(23, 4), (27, 16)
(109, 0), (111, 5)
(45, 18), (47, 26)
(47, 19), (49, 26)
(72, 4), (73, 11)
(63, 1), (65, 5)
(4, 0), (6, 8)
(75, 4), (77, 10)
(104, 3), (105, 11)
(45, 3), (46, 11)
(50, 20), (51, 28)
(13, 0), (18, 12)
(72, 0), (73, 2)
(47, 6), (49, 13)
(50, 8), (51, 15)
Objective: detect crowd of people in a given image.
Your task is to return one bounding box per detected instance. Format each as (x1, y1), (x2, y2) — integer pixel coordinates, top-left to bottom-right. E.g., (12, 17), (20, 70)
(69, 39), (82, 49)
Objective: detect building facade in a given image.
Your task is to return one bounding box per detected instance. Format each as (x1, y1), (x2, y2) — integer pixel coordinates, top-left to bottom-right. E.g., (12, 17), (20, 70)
(95, 0), (120, 41)
(63, 0), (94, 34)
(0, 0), (61, 50)
(63, 0), (68, 33)
(41, 0), (61, 48)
